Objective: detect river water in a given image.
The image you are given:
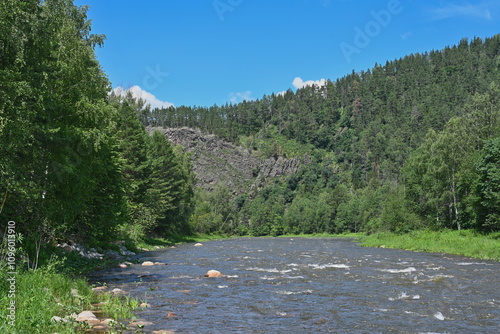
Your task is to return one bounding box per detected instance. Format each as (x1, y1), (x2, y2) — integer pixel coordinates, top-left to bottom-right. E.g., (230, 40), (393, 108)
(89, 238), (499, 333)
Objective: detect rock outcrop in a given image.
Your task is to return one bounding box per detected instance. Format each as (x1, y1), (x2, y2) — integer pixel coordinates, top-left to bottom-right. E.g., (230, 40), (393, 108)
(148, 127), (303, 193)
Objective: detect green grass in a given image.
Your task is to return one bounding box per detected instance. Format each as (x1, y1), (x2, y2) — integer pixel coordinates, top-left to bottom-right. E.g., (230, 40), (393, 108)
(0, 263), (137, 333)
(358, 229), (500, 261)
(277, 232), (361, 239)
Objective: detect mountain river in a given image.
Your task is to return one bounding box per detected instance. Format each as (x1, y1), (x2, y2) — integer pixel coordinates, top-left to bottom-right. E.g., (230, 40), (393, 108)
(88, 237), (499, 333)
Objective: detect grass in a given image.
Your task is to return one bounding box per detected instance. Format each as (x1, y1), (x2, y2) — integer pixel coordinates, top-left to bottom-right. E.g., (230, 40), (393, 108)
(358, 229), (500, 261)
(0, 263), (138, 334)
(277, 232), (361, 239)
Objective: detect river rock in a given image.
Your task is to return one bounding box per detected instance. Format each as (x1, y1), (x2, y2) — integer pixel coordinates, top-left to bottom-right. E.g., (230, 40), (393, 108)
(92, 286), (108, 292)
(140, 302), (151, 308)
(76, 311), (98, 322)
(118, 263), (128, 268)
(129, 320), (154, 327)
(194, 243), (203, 247)
(111, 288), (127, 295)
(205, 270), (223, 278)
(167, 312), (177, 318)
(142, 261), (155, 266)
(154, 262), (167, 265)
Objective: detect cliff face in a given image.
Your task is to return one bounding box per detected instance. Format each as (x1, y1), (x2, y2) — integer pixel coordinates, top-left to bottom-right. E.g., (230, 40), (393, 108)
(148, 127), (302, 193)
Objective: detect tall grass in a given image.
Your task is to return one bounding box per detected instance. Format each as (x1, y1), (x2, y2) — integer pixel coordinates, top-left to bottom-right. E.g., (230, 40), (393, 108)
(359, 229), (500, 261)
(0, 263), (137, 333)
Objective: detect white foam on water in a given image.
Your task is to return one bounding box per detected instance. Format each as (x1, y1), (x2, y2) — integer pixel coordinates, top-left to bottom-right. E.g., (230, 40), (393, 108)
(433, 311), (445, 320)
(217, 285), (228, 289)
(276, 289), (313, 295)
(379, 267), (416, 273)
(246, 267), (292, 274)
(308, 263), (350, 269)
(389, 292), (421, 301)
(226, 275), (239, 278)
(426, 266), (445, 270)
(283, 275), (304, 279)
(287, 263), (299, 267)
(457, 262), (487, 266)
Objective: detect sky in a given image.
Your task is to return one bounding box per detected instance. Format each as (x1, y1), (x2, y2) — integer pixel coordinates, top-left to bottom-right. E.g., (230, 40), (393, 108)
(74, 0), (500, 108)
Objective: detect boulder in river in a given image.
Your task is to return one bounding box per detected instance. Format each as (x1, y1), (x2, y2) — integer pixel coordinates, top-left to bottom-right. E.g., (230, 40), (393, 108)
(194, 243), (203, 247)
(205, 270), (223, 278)
(142, 261), (155, 266)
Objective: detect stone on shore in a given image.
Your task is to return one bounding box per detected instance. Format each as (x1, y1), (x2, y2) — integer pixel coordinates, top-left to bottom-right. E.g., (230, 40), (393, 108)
(142, 261), (155, 266)
(76, 311), (98, 323)
(129, 320), (154, 327)
(111, 288), (127, 295)
(205, 270), (223, 278)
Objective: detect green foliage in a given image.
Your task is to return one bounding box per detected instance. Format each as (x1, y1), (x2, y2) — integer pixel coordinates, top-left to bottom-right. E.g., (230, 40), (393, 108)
(474, 137), (500, 231)
(0, 0), (125, 244)
(404, 85), (500, 231)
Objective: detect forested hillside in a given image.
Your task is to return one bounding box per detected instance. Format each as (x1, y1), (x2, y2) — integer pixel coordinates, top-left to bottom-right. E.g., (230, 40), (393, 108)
(1, 0), (498, 253)
(141, 35), (500, 236)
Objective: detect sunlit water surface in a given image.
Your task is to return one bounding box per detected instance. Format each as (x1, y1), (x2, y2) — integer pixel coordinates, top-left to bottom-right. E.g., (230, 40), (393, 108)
(89, 238), (499, 333)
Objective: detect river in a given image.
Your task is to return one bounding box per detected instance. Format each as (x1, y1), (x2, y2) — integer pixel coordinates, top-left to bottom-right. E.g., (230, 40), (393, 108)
(88, 237), (500, 333)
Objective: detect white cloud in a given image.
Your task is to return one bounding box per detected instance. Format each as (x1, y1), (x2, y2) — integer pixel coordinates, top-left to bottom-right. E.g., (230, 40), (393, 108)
(112, 86), (174, 109)
(292, 77), (327, 90)
(429, 3), (492, 21)
(228, 91), (253, 104)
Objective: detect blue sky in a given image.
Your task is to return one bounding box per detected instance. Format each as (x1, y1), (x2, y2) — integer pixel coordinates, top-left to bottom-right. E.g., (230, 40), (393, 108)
(75, 0), (500, 108)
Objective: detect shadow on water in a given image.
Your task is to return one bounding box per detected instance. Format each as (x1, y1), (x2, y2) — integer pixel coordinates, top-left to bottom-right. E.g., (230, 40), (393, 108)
(88, 237), (500, 333)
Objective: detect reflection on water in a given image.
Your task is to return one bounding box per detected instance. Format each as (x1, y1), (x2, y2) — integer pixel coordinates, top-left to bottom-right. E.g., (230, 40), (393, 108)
(88, 238), (500, 333)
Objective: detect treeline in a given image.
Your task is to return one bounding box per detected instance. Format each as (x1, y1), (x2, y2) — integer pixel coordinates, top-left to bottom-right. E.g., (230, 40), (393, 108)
(0, 0), (193, 249)
(1, 0), (498, 252)
(145, 36), (500, 236)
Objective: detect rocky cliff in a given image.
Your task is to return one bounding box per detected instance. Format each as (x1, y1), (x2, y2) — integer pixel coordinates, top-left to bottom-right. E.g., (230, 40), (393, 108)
(148, 127), (303, 194)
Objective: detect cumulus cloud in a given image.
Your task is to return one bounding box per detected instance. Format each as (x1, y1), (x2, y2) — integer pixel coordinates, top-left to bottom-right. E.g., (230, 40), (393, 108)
(292, 77), (327, 90)
(429, 3), (493, 21)
(112, 86), (174, 109)
(228, 91), (253, 104)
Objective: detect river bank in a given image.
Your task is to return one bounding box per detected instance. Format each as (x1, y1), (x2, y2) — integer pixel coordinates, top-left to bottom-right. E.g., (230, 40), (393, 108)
(3, 229), (497, 333)
(358, 229), (500, 261)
